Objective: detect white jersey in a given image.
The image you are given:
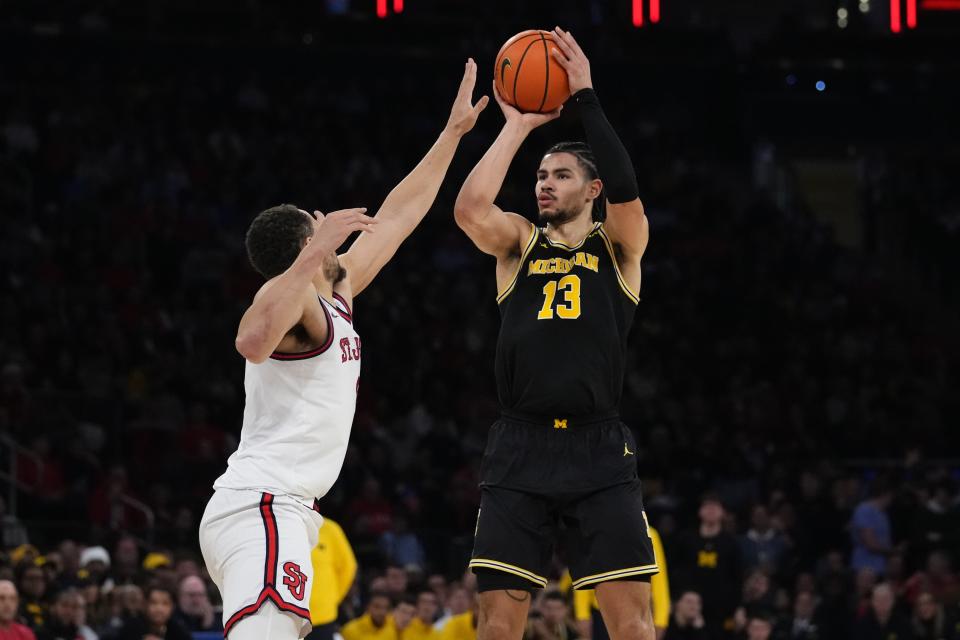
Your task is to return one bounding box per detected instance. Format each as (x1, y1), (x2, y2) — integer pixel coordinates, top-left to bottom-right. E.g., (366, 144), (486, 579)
(214, 294), (361, 502)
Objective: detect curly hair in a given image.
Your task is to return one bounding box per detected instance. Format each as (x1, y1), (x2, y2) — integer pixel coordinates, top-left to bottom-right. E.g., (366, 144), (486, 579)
(244, 204), (313, 278)
(544, 141), (606, 222)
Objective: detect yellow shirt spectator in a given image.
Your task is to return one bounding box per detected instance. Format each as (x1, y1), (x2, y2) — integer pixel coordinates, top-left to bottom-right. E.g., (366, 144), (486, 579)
(402, 617), (436, 640)
(567, 527), (671, 632)
(437, 611), (477, 640)
(309, 518), (358, 626)
(341, 612), (398, 640)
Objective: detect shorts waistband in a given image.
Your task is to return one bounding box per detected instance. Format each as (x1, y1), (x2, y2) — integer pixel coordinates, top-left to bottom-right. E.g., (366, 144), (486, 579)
(499, 410), (620, 429)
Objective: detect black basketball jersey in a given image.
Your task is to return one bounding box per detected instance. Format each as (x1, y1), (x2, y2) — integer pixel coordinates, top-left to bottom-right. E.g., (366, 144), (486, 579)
(494, 222), (639, 417)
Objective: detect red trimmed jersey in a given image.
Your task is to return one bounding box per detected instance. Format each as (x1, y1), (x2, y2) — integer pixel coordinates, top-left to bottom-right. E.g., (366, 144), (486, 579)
(215, 294), (360, 501)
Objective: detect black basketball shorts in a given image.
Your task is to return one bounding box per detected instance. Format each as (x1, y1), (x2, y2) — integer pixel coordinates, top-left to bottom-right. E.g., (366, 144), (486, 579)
(469, 412), (659, 591)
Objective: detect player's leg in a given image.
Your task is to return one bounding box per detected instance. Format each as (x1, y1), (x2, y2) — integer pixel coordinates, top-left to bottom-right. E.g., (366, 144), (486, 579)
(469, 486), (553, 640)
(229, 600), (304, 640)
(594, 581), (655, 640)
(563, 480), (658, 640)
(477, 581), (533, 640)
(201, 491), (317, 639)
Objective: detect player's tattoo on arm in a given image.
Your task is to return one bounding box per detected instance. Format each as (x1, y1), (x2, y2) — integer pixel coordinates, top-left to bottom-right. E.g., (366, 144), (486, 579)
(505, 590), (530, 602)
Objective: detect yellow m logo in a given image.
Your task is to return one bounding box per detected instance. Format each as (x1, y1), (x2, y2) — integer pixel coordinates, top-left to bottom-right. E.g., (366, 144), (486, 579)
(553, 419), (568, 429)
(697, 551), (718, 568)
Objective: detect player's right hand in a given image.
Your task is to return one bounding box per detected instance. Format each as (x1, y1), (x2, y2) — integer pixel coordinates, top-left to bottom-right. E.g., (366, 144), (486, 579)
(493, 80), (562, 132)
(445, 58), (490, 137)
(307, 208), (377, 255)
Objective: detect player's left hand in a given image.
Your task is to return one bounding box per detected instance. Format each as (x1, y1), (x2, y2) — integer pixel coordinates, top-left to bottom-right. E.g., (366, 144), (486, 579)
(446, 58), (490, 137)
(550, 27), (593, 94)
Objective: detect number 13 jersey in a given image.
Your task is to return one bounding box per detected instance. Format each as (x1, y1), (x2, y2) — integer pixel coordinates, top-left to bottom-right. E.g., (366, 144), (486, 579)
(494, 222), (638, 417)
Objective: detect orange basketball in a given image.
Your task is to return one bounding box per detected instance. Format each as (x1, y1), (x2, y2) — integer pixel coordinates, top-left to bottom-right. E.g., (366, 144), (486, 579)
(494, 30), (570, 114)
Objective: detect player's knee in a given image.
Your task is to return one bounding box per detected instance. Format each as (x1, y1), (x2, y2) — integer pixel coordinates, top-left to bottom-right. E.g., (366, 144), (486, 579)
(607, 615), (655, 640)
(478, 600), (526, 640)
(478, 615), (523, 640)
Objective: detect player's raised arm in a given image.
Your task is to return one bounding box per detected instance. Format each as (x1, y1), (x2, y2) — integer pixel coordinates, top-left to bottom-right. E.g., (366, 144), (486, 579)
(550, 27), (649, 261)
(453, 85), (562, 258)
(338, 59), (489, 298)
(236, 208), (374, 363)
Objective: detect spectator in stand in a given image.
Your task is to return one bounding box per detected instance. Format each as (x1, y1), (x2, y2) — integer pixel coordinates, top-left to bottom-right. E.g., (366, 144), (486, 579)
(87, 469), (144, 534)
(341, 592), (395, 640)
(529, 591), (579, 640)
(308, 517), (357, 640)
(109, 539), (139, 587)
(348, 477), (395, 541)
(116, 586), (190, 640)
(663, 592), (708, 640)
(672, 494), (743, 635)
(854, 567), (881, 618)
(904, 552), (960, 608)
(171, 575), (220, 633)
(52, 544), (81, 592)
(745, 613), (775, 640)
(0, 580), (35, 640)
(435, 594), (476, 640)
(77, 550), (109, 590)
(785, 590), (820, 640)
(740, 505), (787, 575)
(16, 565), (47, 629)
(854, 582), (914, 640)
(72, 593), (97, 640)
(140, 554), (175, 594)
(911, 480), (960, 565)
(402, 590), (439, 640)
(850, 480), (896, 577)
(77, 580), (106, 637)
(380, 516), (426, 571)
(100, 585), (144, 639)
(434, 586), (471, 631)
(385, 566), (408, 601)
(393, 596), (417, 639)
(910, 591), (956, 640)
(740, 570), (776, 614)
(427, 576), (448, 610)
(36, 588), (85, 640)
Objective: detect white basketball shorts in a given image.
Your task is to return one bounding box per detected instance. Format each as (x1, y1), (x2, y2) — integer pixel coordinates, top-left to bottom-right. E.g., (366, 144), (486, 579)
(199, 489), (324, 638)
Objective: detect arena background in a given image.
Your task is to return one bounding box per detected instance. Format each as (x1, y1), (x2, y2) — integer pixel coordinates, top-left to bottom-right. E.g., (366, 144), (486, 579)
(1, 0), (958, 639)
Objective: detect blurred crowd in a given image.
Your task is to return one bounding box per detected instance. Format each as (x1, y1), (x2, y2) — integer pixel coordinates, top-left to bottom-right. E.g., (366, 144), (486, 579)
(1, 5), (958, 640)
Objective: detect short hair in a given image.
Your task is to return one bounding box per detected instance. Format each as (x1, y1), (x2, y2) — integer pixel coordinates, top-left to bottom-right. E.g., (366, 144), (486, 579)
(544, 141), (605, 222)
(369, 591), (393, 606)
(145, 585), (175, 602)
(245, 204), (313, 278)
(52, 587), (80, 604)
(700, 491), (725, 509)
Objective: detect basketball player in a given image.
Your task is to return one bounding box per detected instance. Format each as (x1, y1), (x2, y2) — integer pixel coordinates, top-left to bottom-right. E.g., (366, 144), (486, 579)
(453, 29), (656, 640)
(199, 60), (489, 640)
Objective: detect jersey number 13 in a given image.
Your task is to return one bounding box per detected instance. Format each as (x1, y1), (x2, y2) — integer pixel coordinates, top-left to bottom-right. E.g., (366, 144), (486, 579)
(538, 275), (582, 320)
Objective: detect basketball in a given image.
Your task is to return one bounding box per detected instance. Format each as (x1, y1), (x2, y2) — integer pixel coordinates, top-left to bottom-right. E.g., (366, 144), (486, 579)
(494, 29), (570, 114)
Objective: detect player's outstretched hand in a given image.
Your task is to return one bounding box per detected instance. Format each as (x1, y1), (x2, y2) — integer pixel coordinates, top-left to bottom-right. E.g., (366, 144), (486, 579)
(550, 27), (593, 94)
(492, 80), (562, 132)
(446, 58), (490, 137)
(305, 208), (377, 257)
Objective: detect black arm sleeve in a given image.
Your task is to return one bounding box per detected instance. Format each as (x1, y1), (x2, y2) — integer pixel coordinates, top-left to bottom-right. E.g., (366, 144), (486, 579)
(573, 88), (639, 204)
